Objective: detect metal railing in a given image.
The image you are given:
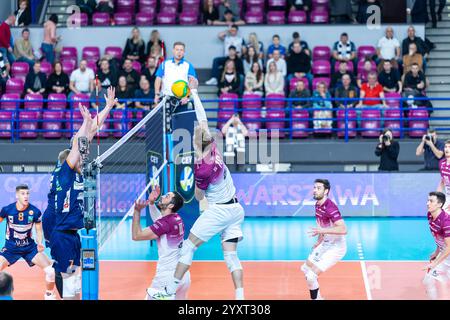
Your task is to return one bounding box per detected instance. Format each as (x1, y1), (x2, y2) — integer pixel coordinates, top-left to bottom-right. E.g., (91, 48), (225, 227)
(0, 96), (446, 143)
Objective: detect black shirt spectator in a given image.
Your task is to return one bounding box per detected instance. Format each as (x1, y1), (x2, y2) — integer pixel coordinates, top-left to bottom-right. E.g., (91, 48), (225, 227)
(146, 30), (166, 59)
(404, 69), (426, 92)
(375, 129), (399, 171)
(334, 75), (358, 108)
(203, 0), (220, 25)
(123, 27), (146, 64)
(98, 59), (118, 89)
(142, 56), (158, 89)
(46, 62), (69, 95)
(402, 27), (428, 56)
(115, 75), (134, 109)
(24, 62), (47, 95)
(416, 130), (444, 171)
(288, 32), (310, 56)
(119, 59), (141, 91)
(135, 77), (154, 109)
(14, 0), (32, 27)
(378, 68), (401, 92)
(286, 45), (311, 75)
(330, 63), (356, 89)
(0, 51), (8, 94)
(408, 0), (429, 23)
(218, 60), (241, 95)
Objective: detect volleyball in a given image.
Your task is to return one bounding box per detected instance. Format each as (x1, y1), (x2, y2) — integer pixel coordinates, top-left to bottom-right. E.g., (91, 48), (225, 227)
(171, 80), (190, 99)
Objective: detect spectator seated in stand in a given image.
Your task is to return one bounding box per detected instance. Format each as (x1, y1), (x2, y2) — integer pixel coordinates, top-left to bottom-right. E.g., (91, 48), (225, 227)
(91, 57), (117, 108)
(267, 34), (287, 59)
(332, 32), (357, 73)
(312, 81), (333, 131)
(288, 0), (311, 16)
(331, 60), (356, 89)
(135, 77), (154, 110)
(244, 33), (264, 60)
(266, 49), (287, 78)
(123, 27), (146, 65)
(214, 8), (246, 26)
(378, 60), (402, 94)
(24, 61), (47, 95)
(243, 46), (263, 75)
(14, 0), (32, 27)
(13, 28), (36, 67)
(289, 80), (311, 109)
(119, 58), (141, 91)
(288, 32), (310, 57)
(218, 59), (241, 96)
(206, 44), (244, 86)
(356, 71), (387, 126)
(69, 59), (95, 100)
(46, 61), (70, 95)
(286, 42), (312, 88)
(376, 26), (402, 70)
(203, 0), (220, 25)
(142, 56), (158, 90)
(357, 59), (376, 88)
(244, 61), (264, 96)
(264, 61), (285, 95)
(402, 42), (423, 75)
(402, 63), (431, 113)
(115, 75), (134, 109)
(146, 30), (166, 63)
(334, 74), (359, 108)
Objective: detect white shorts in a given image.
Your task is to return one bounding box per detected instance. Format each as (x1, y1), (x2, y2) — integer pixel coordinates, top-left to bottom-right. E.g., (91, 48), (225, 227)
(307, 240), (347, 273)
(428, 256), (450, 283)
(149, 270), (191, 300)
(190, 203), (245, 243)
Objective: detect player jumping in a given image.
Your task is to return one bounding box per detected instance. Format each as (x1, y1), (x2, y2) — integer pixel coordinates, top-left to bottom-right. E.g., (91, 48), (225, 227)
(301, 179), (347, 300)
(43, 87), (117, 300)
(131, 185), (190, 300)
(422, 191), (450, 300)
(148, 80), (246, 300)
(0, 184), (56, 300)
(437, 140), (450, 211)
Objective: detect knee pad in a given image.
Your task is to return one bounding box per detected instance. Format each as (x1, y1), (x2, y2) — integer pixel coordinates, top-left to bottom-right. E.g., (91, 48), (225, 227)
(301, 264), (319, 290)
(44, 265), (55, 283)
(223, 251), (242, 273)
(179, 239), (197, 266)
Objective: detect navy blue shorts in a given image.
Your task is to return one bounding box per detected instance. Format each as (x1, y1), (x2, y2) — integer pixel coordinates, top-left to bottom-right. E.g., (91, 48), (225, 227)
(0, 244), (38, 267)
(50, 230), (81, 274)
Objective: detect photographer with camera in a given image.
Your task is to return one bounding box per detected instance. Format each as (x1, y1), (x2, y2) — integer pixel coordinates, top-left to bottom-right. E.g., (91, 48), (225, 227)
(415, 129), (444, 171)
(375, 128), (400, 171)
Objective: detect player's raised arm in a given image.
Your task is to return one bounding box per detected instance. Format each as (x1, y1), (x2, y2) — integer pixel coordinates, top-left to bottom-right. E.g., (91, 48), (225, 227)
(189, 78), (209, 131)
(148, 185), (162, 221)
(437, 178), (445, 193)
(88, 86), (117, 141)
(132, 199), (158, 241)
(66, 104), (93, 168)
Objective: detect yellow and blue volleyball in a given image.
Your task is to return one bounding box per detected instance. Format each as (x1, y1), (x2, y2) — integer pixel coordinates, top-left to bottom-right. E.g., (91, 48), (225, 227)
(171, 80), (190, 99)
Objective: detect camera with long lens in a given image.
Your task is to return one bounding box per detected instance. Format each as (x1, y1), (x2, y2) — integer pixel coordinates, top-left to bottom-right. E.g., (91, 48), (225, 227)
(382, 134), (390, 143)
(425, 135), (432, 142)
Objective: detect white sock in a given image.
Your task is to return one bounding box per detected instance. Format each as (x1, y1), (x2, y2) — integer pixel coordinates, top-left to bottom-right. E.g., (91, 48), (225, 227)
(235, 288), (244, 300)
(45, 290), (54, 295)
(166, 277), (181, 295)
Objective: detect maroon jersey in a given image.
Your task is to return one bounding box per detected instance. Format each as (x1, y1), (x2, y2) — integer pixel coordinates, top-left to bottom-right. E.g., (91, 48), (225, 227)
(439, 158), (450, 196)
(427, 210), (450, 251)
(315, 198), (345, 242)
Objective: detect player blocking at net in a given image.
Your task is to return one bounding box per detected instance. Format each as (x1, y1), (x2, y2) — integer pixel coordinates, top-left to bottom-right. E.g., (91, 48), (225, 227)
(422, 191), (450, 300)
(0, 184), (56, 299)
(148, 79), (246, 300)
(131, 185), (191, 300)
(42, 87), (117, 300)
(302, 179), (347, 300)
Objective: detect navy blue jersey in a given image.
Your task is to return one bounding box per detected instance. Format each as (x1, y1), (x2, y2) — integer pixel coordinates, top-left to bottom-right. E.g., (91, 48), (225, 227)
(54, 160), (84, 231)
(0, 202), (42, 249)
(42, 165), (59, 243)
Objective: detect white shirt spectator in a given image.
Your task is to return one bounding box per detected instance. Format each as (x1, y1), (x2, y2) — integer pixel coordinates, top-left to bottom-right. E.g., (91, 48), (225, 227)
(266, 58), (287, 77)
(70, 67), (95, 92)
(378, 36), (400, 60)
(264, 71), (284, 94)
(224, 35), (244, 56)
(155, 57), (197, 95)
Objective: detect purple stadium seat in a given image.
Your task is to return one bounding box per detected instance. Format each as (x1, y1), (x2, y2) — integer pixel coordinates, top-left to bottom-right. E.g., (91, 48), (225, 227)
(70, 93), (90, 108)
(312, 77), (331, 90)
(268, 0), (286, 7)
(117, 0), (136, 13)
(335, 60), (354, 74)
(242, 93), (262, 110)
(67, 13), (88, 27)
(247, 0), (265, 6)
(82, 47), (100, 63)
(357, 46), (377, 61)
(140, 0), (157, 9)
(60, 47), (78, 67)
(183, 0), (200, 11)
(312, 0), (329, 9)
(19, 111), (40, 139)
(217, 109), (235, 130)
(0, 111), (13, 138)
(105, 47), (123, 60)
(160, 5), (178, 13)
(310, 9), (329, 23)
(267, 11), (285, 24)
(65, 110), (83, 138)
(408, 108), (429, 138)
(40, 61), (52, 77)
(140, 5), (156, 14)
(24, 93), (43, 110)
(266, 110), (286, 138)
(114, 12), (133, 25)
(42, 111), (64, 139)
(245, 11), (264, 24)
(161, 0), (178, 6)
(92, 12), (111, 26)
(1, 93), (21, 110)
(157, 12), (177, 24)
(113, 110), (133, 138)
(136, 12), (154, 25)
(360, 109), (381, 138)
(5, 78), (24, 95)
(289, 77), (309, 91)
(312, 46), (331, 61)
(87, 61), (97, 74)
(242, 110), (262, 137)
(132, 61), (142, 74)
(337, 108), (357, 138)
(11, 62), (29, 81)
(384, 92), (401, 109)
(179, 11), (198, 25)
(288, 10), (307, 24)
(219, 93), (239, 110)
(62, 60), (76, 75)
(247, 5), (264, 13)
(357, 59), (377, 74)
(47, 93), (67, 110)
(312, 60), (331, 76)
(384, 109), (402, 138)
(292, 109), (309, 138)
